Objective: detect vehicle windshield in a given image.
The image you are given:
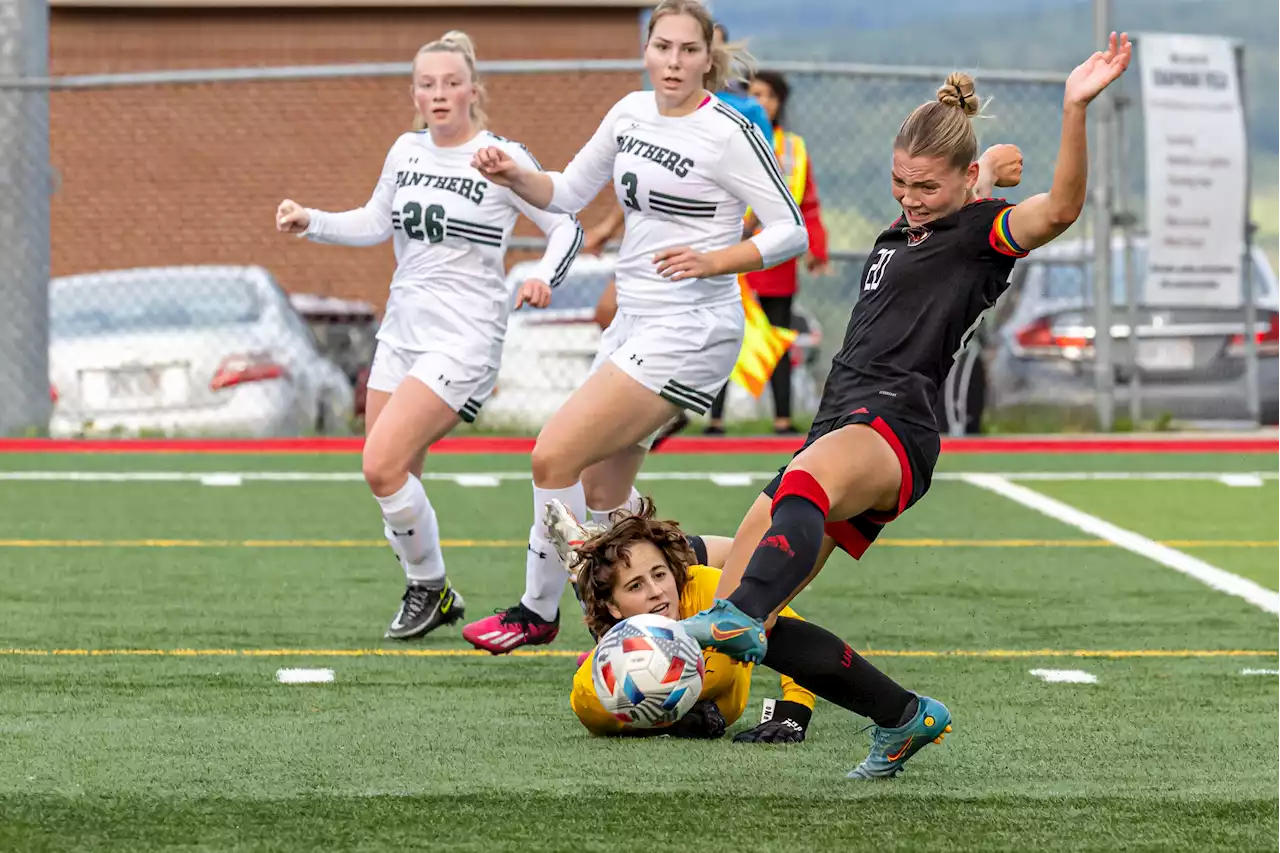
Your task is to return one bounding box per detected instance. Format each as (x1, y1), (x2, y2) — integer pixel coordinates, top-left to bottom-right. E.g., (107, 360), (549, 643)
(1031, 247), (1275, 304)
(50, 276), (263, 338)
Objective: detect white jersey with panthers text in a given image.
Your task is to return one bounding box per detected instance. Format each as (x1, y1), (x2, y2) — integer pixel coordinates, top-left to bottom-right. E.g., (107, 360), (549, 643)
(546, 91), (808, 316)
(302, 130), (584, 366)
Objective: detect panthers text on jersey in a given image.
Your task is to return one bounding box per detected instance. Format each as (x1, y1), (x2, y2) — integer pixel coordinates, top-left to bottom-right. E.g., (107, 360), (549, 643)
(544, 91), (808, 316)
(302, 130), (584, 366)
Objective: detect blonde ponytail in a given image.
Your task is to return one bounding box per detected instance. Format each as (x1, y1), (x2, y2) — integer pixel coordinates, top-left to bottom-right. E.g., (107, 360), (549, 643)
(707, 32), (754, 92)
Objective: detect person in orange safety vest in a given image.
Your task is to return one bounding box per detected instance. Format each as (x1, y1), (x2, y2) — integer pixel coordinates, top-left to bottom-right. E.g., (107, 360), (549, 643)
(706, 69), (830, 436)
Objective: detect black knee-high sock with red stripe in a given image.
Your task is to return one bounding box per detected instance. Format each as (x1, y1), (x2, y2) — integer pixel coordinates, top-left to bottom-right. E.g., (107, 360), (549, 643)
(763, 616), (916, 728)
(728, 470), (830, 622)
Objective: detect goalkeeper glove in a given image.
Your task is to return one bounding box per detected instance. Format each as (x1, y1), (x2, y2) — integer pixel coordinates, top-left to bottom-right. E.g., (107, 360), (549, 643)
(733, 699), (811, 744)
(669, 699), (727, 739)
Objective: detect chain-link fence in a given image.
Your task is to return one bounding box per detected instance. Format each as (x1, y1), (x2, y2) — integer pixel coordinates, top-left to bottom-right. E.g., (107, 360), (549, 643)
(5, 57), (1264, 437)
(8, 61), (646, 438)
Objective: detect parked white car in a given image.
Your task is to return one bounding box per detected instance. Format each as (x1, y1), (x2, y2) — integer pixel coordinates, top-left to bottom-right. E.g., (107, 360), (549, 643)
(483, 254), (824, 429)
(48, 265), (355, 437)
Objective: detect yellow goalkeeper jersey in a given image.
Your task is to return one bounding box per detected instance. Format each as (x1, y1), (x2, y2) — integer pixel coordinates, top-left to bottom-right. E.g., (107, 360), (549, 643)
(570, 564), (816, 734)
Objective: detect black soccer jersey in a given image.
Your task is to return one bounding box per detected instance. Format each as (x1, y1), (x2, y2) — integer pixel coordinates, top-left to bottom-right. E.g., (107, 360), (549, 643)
(814, 197), (1028, 431)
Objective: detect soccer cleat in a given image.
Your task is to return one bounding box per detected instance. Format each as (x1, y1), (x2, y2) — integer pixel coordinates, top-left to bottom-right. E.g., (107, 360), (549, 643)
(846, 695), (953, 780)
(680, 599), (768, 664)
(543, 499), (593, 575)
(576, 650), (591, 667)
(462, 603), (560, 654)
(384, 580), (465, 640)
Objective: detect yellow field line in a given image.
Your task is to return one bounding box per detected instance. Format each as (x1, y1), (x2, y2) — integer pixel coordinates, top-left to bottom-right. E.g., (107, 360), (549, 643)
(0, 648), (1273, 659)
(0, 538), (1274, 549)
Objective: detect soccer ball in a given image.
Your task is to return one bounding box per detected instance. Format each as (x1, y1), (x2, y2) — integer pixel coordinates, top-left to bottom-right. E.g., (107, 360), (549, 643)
(592, 613), (704, 729)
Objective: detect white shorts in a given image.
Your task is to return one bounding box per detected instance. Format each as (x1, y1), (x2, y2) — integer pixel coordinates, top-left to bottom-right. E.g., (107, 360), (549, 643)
(366, 342), (498, 424)
(590, 302), (744, 417)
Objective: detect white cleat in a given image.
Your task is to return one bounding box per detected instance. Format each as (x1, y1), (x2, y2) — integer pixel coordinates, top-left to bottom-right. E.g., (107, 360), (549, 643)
(543, 499), (602, 574)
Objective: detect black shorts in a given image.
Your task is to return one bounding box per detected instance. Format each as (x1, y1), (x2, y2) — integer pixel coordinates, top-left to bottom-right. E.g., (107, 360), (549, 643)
(762, 408), (940, 559)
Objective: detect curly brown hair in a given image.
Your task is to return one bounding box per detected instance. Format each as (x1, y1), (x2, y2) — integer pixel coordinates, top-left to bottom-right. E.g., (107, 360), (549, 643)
(574, 498), (695, 639)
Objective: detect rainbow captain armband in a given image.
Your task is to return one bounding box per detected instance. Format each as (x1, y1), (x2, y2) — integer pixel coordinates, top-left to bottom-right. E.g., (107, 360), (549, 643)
(989, 205), (1029, 258)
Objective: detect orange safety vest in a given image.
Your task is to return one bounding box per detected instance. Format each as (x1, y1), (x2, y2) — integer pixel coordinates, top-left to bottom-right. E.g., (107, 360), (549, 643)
(774, 127), (808, 204)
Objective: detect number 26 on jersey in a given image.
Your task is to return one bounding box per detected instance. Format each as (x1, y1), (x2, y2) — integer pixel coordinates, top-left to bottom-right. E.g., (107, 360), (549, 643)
(863, 248), (896, 292)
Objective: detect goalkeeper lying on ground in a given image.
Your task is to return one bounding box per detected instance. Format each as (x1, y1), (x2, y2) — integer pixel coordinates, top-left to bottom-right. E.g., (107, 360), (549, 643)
(560, 499), (816, 741)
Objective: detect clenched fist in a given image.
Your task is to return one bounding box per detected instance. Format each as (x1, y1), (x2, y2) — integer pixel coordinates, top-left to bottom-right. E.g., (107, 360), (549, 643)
(276, 199), (311, 234)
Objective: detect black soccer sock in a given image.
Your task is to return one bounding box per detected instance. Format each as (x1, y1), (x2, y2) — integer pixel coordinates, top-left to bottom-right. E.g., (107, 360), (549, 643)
(727, 471), (830, 621)
(763, 616), (914, 729)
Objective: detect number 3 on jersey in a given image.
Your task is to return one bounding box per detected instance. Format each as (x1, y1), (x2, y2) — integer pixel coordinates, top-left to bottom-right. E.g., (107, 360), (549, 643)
(402, 202), (445, 243)
(864, 248), (896, 292)
(620, 172), (641, 211)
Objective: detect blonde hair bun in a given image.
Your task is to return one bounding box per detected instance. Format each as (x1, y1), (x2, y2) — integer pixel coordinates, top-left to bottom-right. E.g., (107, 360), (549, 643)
(438, 30), (477, 62)
(936, 72), (980, 118)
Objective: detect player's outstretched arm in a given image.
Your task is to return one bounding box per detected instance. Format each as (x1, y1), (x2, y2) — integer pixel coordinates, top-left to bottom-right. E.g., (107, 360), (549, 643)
(474, 103), (622, 215)
(1007, 32), (1131, 253)
(279, 140), (401, 246)
(473, 147), (554, 209)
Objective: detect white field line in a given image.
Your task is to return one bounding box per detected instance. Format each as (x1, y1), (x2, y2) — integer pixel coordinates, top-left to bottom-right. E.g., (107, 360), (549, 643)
(452, 474), (501, 487)
(0, 470), (1275, 484)
(276, 667), (334, 684)
(199, 474), (243, 487)
(1029, 668), (1098, 684)
(964, 474), (1280, 616)
(1219, 474), (1265, 487)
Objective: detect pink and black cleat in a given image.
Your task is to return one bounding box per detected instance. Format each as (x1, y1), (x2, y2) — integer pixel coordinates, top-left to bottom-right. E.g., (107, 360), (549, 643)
(462, 603), (560, 655)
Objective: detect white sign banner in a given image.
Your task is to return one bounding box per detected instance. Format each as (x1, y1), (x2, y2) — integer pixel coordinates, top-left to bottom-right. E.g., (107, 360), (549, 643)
(1140, 33), (1247, 307)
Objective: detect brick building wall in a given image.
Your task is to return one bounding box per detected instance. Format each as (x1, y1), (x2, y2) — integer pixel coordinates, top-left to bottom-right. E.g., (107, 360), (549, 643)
(47, 2), (648, 307)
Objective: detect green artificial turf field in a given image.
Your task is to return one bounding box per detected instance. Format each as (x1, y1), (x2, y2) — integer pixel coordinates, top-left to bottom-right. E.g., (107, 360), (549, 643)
(1, 451), (1276, 852)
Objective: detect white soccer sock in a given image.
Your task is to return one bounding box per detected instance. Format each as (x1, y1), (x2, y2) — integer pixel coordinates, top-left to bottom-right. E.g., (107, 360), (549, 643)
(375, 475), (446, 587)
(587, 486), (644, 527)
(521, 482), (586, 621)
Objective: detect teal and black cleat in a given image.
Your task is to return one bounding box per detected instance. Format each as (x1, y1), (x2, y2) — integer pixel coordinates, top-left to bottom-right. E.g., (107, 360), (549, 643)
(847, 695), (952, 780)
(680, 599), (768, 664)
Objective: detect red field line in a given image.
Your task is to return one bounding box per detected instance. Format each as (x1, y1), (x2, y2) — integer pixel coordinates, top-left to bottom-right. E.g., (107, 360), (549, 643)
(0, 436), (1274, 454)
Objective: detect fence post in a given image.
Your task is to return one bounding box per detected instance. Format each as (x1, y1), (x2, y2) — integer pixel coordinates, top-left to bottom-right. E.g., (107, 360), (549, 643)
(0, 0), (51, 436)
(1114, 91), (1141, 426)
(1235, 44), (1260, 424)
(1090, 0), (1116, 432)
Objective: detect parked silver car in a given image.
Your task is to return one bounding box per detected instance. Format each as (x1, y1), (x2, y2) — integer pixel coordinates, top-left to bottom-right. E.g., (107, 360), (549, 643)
(49, 265), (355, 437)
(987, 239), (1279, 424)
